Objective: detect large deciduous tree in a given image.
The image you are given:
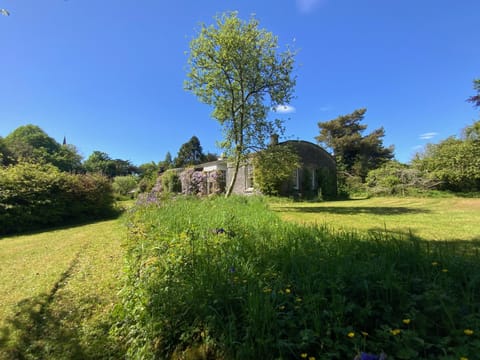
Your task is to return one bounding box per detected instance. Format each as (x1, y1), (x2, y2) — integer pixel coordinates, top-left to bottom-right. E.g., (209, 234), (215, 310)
(4, 124), (82, 171)
(316, 108), (394, 180)
(185, 12), (296, 196)
(83, 151), (137, 177)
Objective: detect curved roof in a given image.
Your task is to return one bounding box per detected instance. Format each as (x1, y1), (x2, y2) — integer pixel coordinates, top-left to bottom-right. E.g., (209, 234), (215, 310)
(279, 140), (336, 167)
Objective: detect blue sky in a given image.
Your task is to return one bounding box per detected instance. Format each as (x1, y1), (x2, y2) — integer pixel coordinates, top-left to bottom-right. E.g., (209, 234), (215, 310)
(1, 0), (479, 165)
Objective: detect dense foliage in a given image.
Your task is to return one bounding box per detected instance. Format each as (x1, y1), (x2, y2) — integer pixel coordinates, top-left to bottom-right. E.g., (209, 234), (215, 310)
(253, 144), (300, 195)
(3, 124), (83, 172)
(185, 12), (296, 196)
(366, 161), (439, 196)
(112, 175), (138, 197)
(0, 163), (116, 235)
(316, 108), (394, 181)
(174, 136), (206, 168)
(114, 196), (480, 359)
(412, 121), (480, 192)
(84, 151), (137, 178)
(467, 78), (480, 109)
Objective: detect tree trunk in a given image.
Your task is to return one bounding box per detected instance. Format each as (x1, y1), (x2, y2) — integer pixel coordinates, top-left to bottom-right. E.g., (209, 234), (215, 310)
(225, 155), (241, 197)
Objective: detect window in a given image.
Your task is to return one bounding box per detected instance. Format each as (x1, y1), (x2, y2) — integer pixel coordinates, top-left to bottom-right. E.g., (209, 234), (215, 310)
(293, 168), (300, 190)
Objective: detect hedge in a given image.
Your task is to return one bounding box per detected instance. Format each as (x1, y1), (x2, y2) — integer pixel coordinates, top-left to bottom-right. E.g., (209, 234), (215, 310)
(0, 163), (116, 235)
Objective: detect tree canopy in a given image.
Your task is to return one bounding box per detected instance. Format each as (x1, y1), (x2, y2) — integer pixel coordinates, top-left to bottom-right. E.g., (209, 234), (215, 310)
(413, 120), (480, 192)
(316, 108), (394, 180)
(3, 124), (82, 172)
(83, 151), (137, 178)
(174, 136), (205, 168)
(185, 11), (296, 196)
(467, 78), (480, 109)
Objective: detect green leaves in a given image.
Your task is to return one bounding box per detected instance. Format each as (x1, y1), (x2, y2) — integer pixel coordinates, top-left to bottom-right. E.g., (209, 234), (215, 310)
(185, 12), (296, 195)
(0, 163), (115, 235)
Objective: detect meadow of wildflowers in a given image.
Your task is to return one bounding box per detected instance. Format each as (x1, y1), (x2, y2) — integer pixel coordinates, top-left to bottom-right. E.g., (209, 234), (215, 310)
(113, 196), (480, 359)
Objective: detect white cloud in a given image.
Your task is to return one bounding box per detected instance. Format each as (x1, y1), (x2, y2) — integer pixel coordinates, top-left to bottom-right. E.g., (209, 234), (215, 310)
(296, 0), (326, 14)
(419, 132), (438, 140)
(274, 104), (296, 114)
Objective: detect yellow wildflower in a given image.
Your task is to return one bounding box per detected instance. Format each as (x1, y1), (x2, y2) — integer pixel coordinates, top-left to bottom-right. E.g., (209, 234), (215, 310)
(402, 319), (411, 325)
(431, 261), (439, 266)
(390, 329), (401, 336)
(285, 288), (291, 294)
(464, 329), (474, 336)
(361, 331), (369, 337)
(301, 353), (308, 359)
(460, 357), (468, 360)
(442, 269), (448, 273)
(347, 332), (355, 338)
(295, 297), (302, 302)
(309, 357), (316, 360)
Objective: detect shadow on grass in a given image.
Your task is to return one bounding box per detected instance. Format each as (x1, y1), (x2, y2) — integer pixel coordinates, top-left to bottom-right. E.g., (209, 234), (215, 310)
(366, 226), (480, 255)
(0, 251), (121, 359)
(277, 206), (430, 215)
(0, 209), (123, 240)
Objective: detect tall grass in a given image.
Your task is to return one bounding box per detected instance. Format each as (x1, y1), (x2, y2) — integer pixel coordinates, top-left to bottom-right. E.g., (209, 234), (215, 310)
(114, 196), (480, 359)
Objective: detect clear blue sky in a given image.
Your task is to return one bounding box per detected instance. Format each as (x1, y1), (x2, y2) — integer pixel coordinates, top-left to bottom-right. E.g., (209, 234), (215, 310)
(1, 0), (479, 165)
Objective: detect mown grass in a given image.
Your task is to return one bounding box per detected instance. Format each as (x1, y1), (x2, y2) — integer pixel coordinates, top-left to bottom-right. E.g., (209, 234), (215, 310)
(115, 196), (480, 359)
(0, 219), (125, 359)
(271, 197), (480, 241)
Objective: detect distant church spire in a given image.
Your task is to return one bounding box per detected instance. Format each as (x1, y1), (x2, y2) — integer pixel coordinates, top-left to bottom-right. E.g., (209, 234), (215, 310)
(63, 136), (67, 145)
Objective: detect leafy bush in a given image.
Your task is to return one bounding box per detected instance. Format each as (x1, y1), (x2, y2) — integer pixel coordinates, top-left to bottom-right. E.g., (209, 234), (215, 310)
(413, 128), (480, 192)
(114, 196), (480, 359)
(366, 161), (439, 197)
(0, 163), (116, 235)
(161, 169), (182, 194)
(253, 145), (300, 196)
(112, 175), (138, 197)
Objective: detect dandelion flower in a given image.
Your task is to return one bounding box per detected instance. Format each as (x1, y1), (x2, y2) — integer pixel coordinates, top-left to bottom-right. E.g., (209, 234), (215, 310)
(464, 329), (474, 336)
(402, 319), (411, 325)
(431, 261), (439, 266)
(442, 269), (448, 273)
(285, 288), (291, 294)
(348, 332), (355, 338)
(300, 353), (308, 359)
(460, 357), (468, 360)
(390, 329), (401, 336)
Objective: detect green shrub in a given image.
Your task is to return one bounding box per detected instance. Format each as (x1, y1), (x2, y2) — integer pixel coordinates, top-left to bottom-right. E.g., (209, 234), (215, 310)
(112, 175), (138, 197)
(0, 163), (116, 235)
(161, 169), (182, 194)
(114, 196), (480, 359)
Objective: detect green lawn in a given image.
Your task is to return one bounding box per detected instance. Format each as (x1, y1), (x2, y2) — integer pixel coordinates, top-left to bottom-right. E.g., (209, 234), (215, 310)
(0, 219), (125, 359)
(271, 197), (480, 241)
(1, 196), (479, 359)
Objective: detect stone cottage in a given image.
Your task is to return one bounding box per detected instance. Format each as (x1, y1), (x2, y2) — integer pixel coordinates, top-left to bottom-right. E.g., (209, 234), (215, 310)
(158, 140), (337, 199)
(225, 140), (337, 199)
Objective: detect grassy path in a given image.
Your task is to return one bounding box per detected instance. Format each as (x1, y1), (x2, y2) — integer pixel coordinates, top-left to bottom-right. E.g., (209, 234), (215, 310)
(0, 219), (125, 359)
